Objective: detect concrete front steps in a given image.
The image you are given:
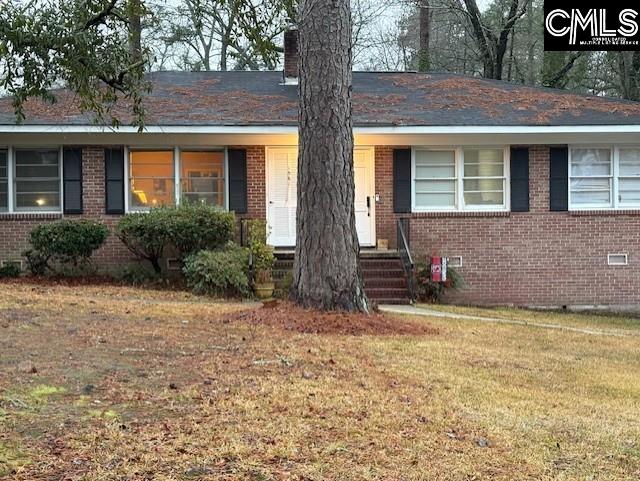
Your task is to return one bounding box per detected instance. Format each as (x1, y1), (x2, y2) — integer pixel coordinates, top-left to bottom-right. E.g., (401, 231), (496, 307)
(273, 250), (412, 305)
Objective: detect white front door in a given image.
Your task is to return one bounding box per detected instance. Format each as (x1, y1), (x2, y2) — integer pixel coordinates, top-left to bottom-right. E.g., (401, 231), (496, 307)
(353, 148), (376, 246)
(266, 147), (376, 247)
(267, 148), (298, 246)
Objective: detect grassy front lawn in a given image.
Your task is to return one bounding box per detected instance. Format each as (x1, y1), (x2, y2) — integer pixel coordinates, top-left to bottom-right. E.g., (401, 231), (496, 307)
(1, 282), (639, 480)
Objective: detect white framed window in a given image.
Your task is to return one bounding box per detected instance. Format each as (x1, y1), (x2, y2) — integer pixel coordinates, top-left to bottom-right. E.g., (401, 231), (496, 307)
(569, 146), (640, 210)
(129, 150), (175, 210)
(414, 149), (457, 210)
(0, 147), (63, 213)
(412, 147), (509, 212)
(180, 150), (226, 207)
(127, 147), (227, 212)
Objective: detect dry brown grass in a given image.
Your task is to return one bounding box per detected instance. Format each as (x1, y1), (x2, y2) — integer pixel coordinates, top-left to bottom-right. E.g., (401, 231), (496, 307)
(1, 282), (639, 480)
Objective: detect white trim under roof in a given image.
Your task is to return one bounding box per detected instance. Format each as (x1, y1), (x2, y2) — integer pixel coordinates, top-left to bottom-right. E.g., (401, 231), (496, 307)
(1, 124), (640, 134)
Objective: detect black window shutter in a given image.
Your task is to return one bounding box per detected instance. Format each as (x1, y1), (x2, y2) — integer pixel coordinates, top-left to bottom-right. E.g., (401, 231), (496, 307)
(393, 149), (412, 213)
(105, 148), (125, 215)
(510, 147), (529, 212)
(228, 149), (247, 214)
(549, 146), (569, 211)
(63, 148), (83, 214)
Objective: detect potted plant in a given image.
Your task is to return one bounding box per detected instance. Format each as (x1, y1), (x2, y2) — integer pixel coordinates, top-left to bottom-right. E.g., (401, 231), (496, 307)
(247, 220), (276, 299)
(254, 267), (275, 299)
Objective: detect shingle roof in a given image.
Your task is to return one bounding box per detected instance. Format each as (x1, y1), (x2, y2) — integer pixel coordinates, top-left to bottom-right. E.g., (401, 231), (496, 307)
(2, 70), (640, 127)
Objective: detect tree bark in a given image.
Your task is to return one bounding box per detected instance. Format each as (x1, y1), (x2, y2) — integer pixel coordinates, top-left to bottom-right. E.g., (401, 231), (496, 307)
(128, 0), (142, 64)
(292, 0), (369, 312)
(417, 0), (430, 72)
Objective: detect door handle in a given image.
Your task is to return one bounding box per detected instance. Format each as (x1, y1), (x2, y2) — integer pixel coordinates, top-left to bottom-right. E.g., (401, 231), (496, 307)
(366, 196), (371, 217)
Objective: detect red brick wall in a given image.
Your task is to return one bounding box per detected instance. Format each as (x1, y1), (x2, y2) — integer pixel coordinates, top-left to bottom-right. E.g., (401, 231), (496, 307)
(0, 146), (268, 272)
(241, 146), (266, 220)
(374, 145), (640, 307)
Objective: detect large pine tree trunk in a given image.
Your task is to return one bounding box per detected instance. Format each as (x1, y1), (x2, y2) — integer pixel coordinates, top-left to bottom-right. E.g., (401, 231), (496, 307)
(292, 0), (369, 312)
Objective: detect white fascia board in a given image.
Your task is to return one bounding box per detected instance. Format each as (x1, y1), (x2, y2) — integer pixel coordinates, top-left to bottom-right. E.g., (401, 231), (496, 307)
(2, 124), (640, 134)
(0, 125), (299, 134)
(353, 125), (640, 134)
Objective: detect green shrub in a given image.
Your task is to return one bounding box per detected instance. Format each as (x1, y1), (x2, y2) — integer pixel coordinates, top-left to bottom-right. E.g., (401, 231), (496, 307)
(414, 258), (464, 303)
(0, 263), (21, 278)
(116, 209), (174, 274)
(23, 249), (49, 275)
(171, 202), (235, 258)
(23, 220), (109, 274)
(117, 204), (235, 274)
(183, 244), (251, 297)
(115, 264), (161, 286)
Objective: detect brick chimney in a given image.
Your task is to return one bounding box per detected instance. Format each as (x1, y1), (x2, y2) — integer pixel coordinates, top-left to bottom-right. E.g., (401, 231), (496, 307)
(283, 29), (299, 81)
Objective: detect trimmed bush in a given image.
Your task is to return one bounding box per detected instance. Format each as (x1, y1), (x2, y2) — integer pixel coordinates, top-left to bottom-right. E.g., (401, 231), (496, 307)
(171, 202), (235, 259)
(0, 263), (21, 278)
(23, 220), (109, 274)
(117, 209), (174, 274)
(115, 264), (161, 286)
(183, 244), (251, 297)
(117, 204), (235, 273)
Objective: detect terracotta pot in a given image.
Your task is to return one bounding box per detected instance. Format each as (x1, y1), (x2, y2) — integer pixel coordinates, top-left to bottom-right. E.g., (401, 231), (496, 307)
(254, 282), (275, 299)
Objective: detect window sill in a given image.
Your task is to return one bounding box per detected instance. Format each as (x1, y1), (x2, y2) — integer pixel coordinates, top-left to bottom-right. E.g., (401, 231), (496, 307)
(569, 209), (640, 217)
(0, 212), (63, 221)
(409, 211), (510, 218)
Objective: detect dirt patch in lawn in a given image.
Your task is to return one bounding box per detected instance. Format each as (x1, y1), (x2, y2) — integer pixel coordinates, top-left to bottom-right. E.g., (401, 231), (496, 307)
(223, 300), (438, 336)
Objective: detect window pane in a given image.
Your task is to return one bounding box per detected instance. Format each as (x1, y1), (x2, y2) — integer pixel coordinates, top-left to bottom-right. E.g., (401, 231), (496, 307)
(15, 164), (59, 178)
(414, 151), (456, 209)
(463, 178), (503, 192)
(181, 151), (224, 207)
(464, 191), (503, 205)
(415, 179), (455, 208)
(15, 149), (59, 167)
(14, 149), (60, 210)
(0, 150), (6, 178)
(183, 193), (224, 206)
(0, 151), (6, 211)
(130, 179), (175, 208)
(15, 180), (60, 193)
(570, 178), (611, 205)
(570, 149), (611, 176)
(416, 193), (456, 207)
(130, 151), (175, 208)
(415, 179), (455, 193)
(619, 178), (640, 204)
(130, 151), (174, 178)
(619, 149), (640, 176)
(463, 149), (504, 177)
(16, 193), (60, 209)
(0, 181), (7, 210)
(415, 151), (455, 178)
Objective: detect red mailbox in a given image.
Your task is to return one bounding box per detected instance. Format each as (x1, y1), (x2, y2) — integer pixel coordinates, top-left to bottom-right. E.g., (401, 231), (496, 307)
(431, 256), (448, 283)
(430, 256), (442, 282)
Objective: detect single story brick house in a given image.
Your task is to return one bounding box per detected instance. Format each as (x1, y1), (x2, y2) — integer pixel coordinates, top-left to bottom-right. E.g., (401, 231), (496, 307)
(2, 42), (640, 307)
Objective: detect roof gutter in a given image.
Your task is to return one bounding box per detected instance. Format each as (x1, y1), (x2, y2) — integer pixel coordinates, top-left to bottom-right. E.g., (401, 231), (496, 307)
(1, 125), (640, 134)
